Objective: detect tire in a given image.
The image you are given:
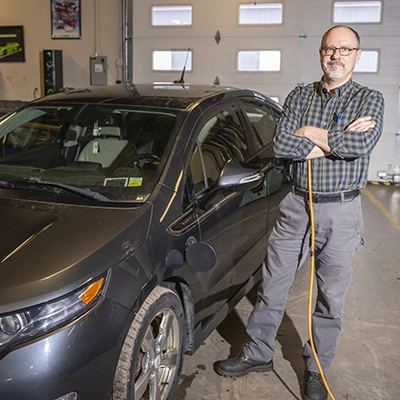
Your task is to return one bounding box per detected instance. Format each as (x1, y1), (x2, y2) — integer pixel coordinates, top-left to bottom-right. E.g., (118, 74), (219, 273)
(113, 286), (185, 400)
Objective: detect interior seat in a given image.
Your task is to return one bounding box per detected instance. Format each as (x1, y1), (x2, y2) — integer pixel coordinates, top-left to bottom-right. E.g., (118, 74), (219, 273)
(77, 127), (129, 168)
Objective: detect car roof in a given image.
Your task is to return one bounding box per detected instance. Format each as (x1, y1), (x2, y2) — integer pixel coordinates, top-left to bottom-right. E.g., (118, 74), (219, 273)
(33, 82), (278, 111)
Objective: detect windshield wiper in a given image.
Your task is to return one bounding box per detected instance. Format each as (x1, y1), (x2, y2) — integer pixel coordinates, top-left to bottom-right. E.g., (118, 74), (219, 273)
(0, 178), (110, 202)
(28, 178), (111, 202)
(0, 180), (16, 189)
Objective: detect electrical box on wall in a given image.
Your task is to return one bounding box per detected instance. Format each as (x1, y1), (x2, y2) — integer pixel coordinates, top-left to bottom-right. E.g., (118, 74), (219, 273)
(40, 50), (64, 96)
(90, 56), (108, 85)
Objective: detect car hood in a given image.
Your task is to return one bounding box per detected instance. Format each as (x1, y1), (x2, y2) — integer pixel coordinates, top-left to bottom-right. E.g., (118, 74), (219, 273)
(0, 197), (152, 314)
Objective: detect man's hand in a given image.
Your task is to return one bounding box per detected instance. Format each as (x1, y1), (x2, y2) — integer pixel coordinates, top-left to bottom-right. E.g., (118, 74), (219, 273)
(294, 126), (330, 152)
(306, 146), (328, 160)
(345, 116), (376, 132)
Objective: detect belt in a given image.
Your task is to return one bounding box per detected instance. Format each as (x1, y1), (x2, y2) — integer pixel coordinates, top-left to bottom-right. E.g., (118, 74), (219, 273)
(292, 187), (361, 203)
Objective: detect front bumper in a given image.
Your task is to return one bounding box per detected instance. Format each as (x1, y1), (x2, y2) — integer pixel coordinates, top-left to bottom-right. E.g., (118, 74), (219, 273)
(0, 297), (132, 400)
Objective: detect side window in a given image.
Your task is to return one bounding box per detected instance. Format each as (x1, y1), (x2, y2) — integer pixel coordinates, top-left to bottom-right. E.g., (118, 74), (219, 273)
(189, 105), (250, 197)
(189, 144), (206, 194)
(242, 102), (277, 150)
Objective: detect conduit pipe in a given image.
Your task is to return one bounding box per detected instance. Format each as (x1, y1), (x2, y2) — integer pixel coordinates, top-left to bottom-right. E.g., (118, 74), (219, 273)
(122, 0), (133, 83)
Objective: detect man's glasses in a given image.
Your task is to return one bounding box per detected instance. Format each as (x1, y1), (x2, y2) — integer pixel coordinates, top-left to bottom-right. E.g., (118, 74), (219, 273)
(320, 47), (360, 56)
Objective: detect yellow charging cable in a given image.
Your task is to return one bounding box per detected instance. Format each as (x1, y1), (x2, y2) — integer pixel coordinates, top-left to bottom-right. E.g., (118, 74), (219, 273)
(306, 159), (336, 400)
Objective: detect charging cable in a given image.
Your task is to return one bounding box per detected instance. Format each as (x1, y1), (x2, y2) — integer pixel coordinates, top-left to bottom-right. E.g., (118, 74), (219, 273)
(306, 159), (336, 400)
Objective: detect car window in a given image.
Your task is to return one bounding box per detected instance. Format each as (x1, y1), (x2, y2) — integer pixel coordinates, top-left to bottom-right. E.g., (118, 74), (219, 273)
(0, 104), (183, 202)
(189, 105), (249, 196)
(241, 101), (277, 150)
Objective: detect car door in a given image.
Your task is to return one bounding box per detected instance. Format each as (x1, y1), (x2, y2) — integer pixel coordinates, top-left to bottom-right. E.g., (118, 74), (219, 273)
(239, 99), (288, 232)
(181, 102), (269, 324)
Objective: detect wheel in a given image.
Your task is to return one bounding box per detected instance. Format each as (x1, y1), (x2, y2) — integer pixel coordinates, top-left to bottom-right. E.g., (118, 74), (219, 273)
(113, 286), (185, 400)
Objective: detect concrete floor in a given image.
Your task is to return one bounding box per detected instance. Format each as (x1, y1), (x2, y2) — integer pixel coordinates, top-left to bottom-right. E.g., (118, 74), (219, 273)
(176, 183), (400, 400)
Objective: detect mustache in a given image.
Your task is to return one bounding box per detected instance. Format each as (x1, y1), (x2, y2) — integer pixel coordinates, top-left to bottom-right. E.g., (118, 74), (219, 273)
(327, 60), (344, 67)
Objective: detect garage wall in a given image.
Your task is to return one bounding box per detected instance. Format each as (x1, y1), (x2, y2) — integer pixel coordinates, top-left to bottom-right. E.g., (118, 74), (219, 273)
(0, 0), (399, 181)
(132, 0), (400, 182)
(0, 0), (121, 100)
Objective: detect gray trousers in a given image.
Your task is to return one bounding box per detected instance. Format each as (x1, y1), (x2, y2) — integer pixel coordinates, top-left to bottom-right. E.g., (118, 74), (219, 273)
(245, 190), (364, 372)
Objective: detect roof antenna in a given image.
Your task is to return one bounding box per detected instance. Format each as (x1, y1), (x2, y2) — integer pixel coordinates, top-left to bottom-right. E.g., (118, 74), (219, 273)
(174, 48), (190, 84)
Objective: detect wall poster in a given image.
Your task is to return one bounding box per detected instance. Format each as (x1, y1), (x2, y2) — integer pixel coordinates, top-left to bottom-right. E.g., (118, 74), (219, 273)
(0, 26), (25, 62)
(51, 0), (81, 39)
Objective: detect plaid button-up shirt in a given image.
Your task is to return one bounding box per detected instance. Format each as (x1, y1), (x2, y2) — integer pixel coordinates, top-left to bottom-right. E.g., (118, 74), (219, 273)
(273, 79), (385, 192)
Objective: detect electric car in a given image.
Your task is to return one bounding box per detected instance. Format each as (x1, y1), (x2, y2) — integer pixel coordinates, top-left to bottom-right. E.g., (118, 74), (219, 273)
(0, 83), (288, 400)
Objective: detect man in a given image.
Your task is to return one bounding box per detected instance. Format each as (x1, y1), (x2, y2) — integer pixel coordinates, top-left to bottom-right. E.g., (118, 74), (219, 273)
(216, 25), (384, 400)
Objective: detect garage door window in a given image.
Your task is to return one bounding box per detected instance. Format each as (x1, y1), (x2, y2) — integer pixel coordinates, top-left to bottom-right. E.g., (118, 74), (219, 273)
(333, 1), (382, 23)
(151, 5), (192, 26)
(152, 50), (192, 71)
(238, 50), (281, 72)
(354, 50), (379, 73)
(239, 3), (283, 25)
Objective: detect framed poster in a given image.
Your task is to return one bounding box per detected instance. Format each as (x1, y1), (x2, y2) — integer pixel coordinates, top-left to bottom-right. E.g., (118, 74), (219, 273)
(0, 26), (25, 62)
(51, 0), (81, 39)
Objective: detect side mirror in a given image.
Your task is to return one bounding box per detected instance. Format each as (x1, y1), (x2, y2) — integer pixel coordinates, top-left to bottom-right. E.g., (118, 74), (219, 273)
(218, 159), (264, 192)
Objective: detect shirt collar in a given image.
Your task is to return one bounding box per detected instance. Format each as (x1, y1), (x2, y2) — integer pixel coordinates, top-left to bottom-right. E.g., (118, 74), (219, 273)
(318, 78), (353, 99)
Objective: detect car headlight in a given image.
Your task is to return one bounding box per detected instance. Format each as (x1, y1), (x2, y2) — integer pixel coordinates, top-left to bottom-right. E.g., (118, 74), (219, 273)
(0, 275), (106, 353)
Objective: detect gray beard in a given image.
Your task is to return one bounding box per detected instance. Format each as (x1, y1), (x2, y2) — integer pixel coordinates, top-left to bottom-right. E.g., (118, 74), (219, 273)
(323, 66), (345, 81)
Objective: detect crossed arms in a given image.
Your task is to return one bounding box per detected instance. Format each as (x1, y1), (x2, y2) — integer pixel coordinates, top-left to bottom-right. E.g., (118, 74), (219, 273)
(273, 86), (385, 161)
(295, 116), (376, 160)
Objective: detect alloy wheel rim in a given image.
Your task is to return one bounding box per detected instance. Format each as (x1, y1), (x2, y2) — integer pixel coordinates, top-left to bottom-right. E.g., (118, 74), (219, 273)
(135, 308), (181, 400)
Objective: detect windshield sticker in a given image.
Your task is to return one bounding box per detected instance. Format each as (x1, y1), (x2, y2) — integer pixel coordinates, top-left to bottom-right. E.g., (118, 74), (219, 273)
(104, 177), (128, 186)
(103, 177), (143, 187)
(128, 177), (143, 187)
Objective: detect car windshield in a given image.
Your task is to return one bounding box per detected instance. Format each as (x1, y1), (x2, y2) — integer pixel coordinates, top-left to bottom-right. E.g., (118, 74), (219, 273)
(0, 103), (183, 202)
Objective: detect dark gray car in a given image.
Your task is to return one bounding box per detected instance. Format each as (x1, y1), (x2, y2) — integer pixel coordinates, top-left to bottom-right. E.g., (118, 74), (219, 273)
(0, 83), (288, 400)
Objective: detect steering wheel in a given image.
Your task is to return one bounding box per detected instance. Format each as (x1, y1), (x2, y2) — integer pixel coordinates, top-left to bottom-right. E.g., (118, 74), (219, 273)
(129, 153), (160, 168)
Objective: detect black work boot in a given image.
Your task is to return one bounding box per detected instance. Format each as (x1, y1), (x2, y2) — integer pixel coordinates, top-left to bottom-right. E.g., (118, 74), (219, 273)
(304, 370), (328, 400)
(216, 352), (273, 378)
